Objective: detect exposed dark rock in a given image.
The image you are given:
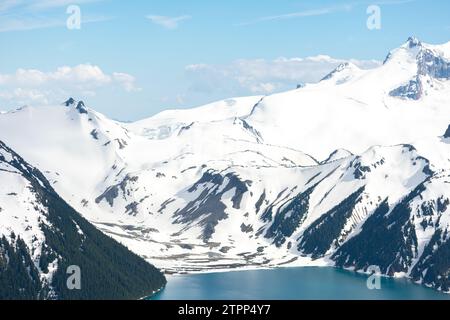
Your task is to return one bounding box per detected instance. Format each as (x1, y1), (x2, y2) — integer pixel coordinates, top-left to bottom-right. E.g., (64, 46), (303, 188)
(383, 52), (392, 65)
(444, 125), (450, 138)
(174, 171), (250, 242)
(351, 155), (390, 180)
(178, 122), (195, 136)
(240, 223), (254, 233)
(248, 96), (265, 116)
(90, 129), (99, 140)
(63, 97), (76, 107)
(179, 244), (193, 250)
(95, 175), (139, 207)
(235, 118), (263, 143)
(255, 191), (266, 214)
(125, 202), (139, 216)
(76, 101), (88, 114)
(321, 63), (350, 81)
(417, 49), (450, 79)
(260, 188), (290, 223)
(406, 36), (421, 49)
(115, 139), (127, 149)
(219, 247), (232, 253)
(158, 198), (175, 214)
(181, 166), (196, 174)
(389, 76), (423, 100)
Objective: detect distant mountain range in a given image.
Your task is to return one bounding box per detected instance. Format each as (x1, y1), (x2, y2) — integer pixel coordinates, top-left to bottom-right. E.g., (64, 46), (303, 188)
(0, 37), (449, 297)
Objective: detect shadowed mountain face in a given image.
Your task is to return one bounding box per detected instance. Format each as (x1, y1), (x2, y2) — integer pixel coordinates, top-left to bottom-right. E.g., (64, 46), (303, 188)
(0, 38), (449, 295)
(0, 141), (166, 300)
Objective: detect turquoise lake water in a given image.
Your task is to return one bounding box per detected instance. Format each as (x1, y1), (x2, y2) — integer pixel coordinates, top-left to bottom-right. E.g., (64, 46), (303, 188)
(152, 267), (449, 300)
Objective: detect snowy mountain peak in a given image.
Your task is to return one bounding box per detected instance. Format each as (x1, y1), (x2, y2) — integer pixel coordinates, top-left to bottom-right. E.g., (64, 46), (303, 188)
(405, 36), (422, 49)
(383, 37), (424, 65)
(63, 97), (76, 107)
(321, 62), (361, 84)
(385, 38), (450, 100)
(386, 37), (450, 71)
(76, 101), (88, 114)
(62, 97), (89, 114)
(321, 149), (353, 164)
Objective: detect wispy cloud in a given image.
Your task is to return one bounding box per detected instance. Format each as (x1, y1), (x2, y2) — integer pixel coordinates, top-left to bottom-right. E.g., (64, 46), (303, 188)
(0, 16), (61, 32)
(0, 15), (111, 32)
(0, 0), (109, 32)
(0, 0), (22, 12)
(0, 0), (102, 12)
(146, 14), (191, 30)
(236, 0), (416, 26)
(236, 5), (352, 26)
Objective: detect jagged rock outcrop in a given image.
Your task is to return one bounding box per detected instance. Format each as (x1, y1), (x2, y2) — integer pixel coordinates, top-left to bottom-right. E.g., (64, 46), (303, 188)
(444, 125), (450, 138)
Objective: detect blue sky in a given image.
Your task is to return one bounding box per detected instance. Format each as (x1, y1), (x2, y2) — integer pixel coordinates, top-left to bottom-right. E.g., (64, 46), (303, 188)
(0, 0), (449, 121)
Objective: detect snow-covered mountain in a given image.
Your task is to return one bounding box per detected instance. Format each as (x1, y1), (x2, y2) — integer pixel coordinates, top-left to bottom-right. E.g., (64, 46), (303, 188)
(0, 140), (166, 299)
(0, 37), (449, 293)
(244, 37), (450, 159)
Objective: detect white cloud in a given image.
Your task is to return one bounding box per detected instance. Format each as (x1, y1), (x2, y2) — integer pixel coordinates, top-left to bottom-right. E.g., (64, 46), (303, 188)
(1, 65), (114, 86)
(146, 15), (191, 30)
(0, 88), (50, 105)
(185, 56), (381, 95)
(0, 64), (139, 107)
(112, 72), (141, 92)
(249, 83), (277, 94)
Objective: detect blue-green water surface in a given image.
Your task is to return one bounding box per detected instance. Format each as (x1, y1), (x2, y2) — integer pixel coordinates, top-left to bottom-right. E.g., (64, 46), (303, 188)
(152, 267), (449, 300)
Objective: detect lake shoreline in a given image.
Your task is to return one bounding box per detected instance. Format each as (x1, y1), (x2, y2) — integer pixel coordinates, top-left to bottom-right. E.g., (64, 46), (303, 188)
(152, 266), (450, 300)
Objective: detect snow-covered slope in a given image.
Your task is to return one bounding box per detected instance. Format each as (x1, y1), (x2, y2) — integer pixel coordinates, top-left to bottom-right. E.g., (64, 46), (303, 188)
(245, 37), (450, 159)
(0, 140), (166, 299)
(0, 37), (449, 293)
